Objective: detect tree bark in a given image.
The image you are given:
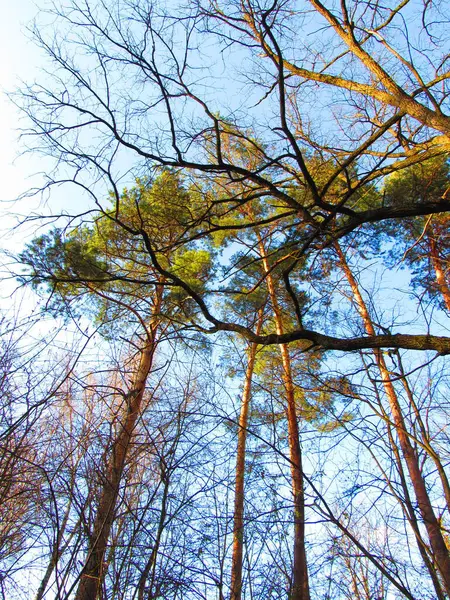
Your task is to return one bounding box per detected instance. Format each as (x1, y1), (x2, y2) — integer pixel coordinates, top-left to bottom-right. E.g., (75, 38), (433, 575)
(259, 242), (310, 600)
(429, 235), (450, 312)
(335, 241), (450, 595)
(35, 499), (74, 600)
(391, 349), (450, 517)
(74, 284), (164, 600)
(230, 312), (264, 600)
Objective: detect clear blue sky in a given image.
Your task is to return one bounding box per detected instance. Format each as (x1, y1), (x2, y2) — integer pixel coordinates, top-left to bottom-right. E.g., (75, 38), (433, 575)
(0, 2), (94, 257)
(1, 2), (41, 203)
(0, 2), (65, 304)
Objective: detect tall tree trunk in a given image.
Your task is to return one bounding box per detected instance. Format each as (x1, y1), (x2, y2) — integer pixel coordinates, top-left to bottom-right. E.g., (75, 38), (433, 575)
(383, 412), (446, 600)
(429, 235), (450, 312)
(393, 350), (450, 515)
(335, 242), (450, 595)
(230, 311), (264, 600)
(258, 240), (310, 600)
(35, 498), (74, 600)
(136, 460), (170, 600)
(75, 285), (164, 600)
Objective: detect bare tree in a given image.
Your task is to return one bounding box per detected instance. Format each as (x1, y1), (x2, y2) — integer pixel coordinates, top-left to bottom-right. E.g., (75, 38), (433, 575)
(10, 0), (450, 598)
(16, 0), (450, 353)
(334, 240), (450, 595)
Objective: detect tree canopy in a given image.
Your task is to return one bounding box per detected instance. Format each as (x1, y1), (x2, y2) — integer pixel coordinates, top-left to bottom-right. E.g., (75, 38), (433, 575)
(2, 0), (450, 598)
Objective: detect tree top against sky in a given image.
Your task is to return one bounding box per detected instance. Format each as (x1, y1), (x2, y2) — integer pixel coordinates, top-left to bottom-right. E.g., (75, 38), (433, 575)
(6, 0), (450, 355)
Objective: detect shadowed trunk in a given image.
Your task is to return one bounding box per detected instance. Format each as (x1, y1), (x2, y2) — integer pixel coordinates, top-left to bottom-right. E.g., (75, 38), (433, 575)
(259, 241), (310, 600)
(230, 311), (264, 600)
(74, 284), (164, 600)
(429, 235), (450, 312)
(335, 241), (450, 596)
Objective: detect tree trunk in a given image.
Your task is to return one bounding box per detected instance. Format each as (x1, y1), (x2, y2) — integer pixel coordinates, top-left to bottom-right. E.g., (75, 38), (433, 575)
(74, 285), (164, 600)
(259, 242), (310, 600)
(429, 235), (450, 312)
(35, 499), (74, 600)
(393, 349), (450, 516)
(335, 242), (450, 595)
(230, 312), (264, 600)
(382, 412), (446, 600)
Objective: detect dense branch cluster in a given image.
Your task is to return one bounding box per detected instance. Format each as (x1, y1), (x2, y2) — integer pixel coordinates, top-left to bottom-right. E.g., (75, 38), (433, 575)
(17, 0), (450, 353)
(1, 0), (450, 599)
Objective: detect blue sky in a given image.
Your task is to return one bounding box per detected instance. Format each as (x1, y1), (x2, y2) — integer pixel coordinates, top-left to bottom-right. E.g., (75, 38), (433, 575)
(0, 2), (73, 306)
(1, 2), (41, 203)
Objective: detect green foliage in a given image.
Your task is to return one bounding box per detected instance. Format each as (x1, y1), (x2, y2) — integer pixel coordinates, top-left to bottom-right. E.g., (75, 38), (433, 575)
(168, 250), (211, 292)
(108, 170), (200, 245)
(383, 156), (450, 208)
(19, 229), (108, 317)
(207, 147), (354, 430)
(252, 343), (354, 429)
(20, 229), (107, 288)
(19, 171), (212, 330)
(380, 155), (450, 306)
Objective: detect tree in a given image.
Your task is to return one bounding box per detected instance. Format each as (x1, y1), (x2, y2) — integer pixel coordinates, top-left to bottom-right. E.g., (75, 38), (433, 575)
(230, 311), (264, 600)
(11, 0), (450, 597)
(381, 156), (450, 312)
(334, 240), (450, 596)
(17, 0), (450, 353)
(222, 190), (352, 598)
(20, 171), (211, 599)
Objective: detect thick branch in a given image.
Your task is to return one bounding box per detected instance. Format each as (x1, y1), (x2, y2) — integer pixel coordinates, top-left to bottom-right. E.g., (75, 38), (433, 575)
(223, 328), (450, 354)
(334, 199), (450, 239)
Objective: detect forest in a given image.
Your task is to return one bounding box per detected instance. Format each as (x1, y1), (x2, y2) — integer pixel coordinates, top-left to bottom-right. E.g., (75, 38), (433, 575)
(1, 0), (450, 598)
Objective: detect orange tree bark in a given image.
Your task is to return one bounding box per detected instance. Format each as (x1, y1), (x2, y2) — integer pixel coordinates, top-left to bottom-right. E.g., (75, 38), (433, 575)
(74, 284), (164, 600)
(230, 311), (264, 600)
(394, 350), (450, 516)
(258, 238), (310, 600)
(429, 235), (450, 313)
(335, 241), (450, 594)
